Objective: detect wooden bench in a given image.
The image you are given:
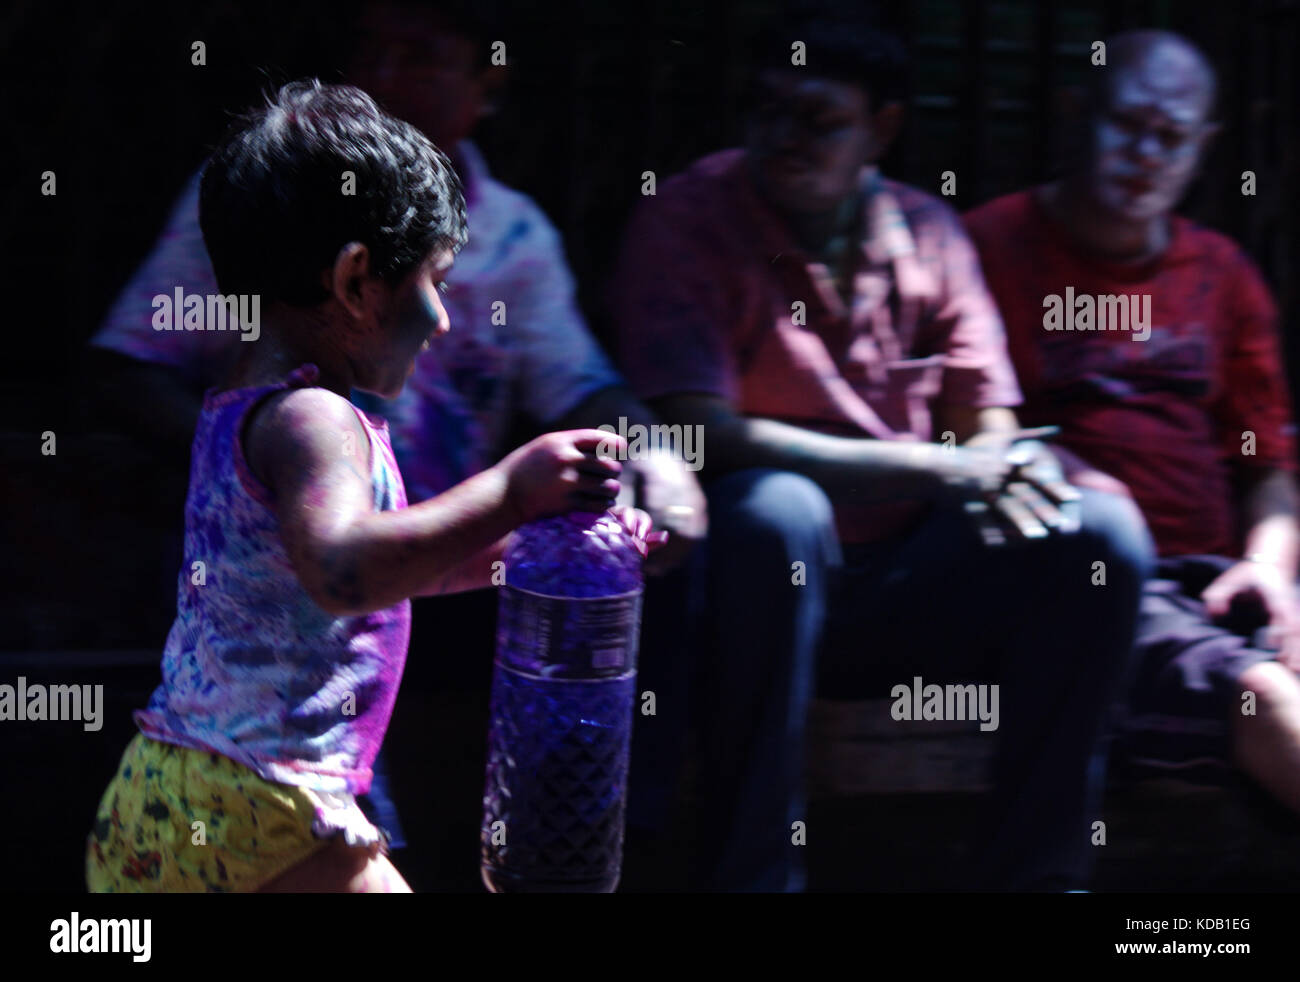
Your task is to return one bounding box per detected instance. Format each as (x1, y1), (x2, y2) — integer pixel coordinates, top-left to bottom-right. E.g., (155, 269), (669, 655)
(805, 696), (1300, 890)
(808, 697), (993, 796)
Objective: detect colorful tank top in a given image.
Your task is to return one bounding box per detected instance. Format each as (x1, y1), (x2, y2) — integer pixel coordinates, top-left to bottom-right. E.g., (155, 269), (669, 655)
(134, 363), (411, 794)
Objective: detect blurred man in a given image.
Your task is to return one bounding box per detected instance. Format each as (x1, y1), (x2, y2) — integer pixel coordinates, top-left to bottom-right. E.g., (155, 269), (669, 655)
(611, 8), (1153, 891)
(966, 30), (1300, 815)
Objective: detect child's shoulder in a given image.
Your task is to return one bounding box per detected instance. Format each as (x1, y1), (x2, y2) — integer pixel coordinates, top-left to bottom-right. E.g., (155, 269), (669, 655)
(246, 384), (367, 452)
(243, 385), (371, 489)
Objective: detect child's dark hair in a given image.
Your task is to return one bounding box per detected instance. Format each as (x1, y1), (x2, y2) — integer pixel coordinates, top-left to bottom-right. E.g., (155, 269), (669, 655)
(200, 79), (468, 307)
(753, 1), (910, 109)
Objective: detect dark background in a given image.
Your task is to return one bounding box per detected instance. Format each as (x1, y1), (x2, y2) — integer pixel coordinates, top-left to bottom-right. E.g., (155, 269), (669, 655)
(2, 0), (1298, 892)
(3, 0), (1297, 646)
(3, 0), (1298, 429)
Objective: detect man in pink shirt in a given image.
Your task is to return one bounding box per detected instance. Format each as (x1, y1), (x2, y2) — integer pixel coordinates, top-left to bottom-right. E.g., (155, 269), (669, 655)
(611, 7), (1154, 891)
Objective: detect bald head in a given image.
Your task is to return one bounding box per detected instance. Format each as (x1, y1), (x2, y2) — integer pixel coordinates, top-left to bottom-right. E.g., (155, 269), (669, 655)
(1089, 30), (1218, 122)
(1076, 30), (1219, 224)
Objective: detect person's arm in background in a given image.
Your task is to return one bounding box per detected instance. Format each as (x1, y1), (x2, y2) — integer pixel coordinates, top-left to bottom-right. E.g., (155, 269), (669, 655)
(608, 187), (1083, 542)
(1237, 469), (1300, 572)
(606, 192), (999, 507)
(1202, 471), (1300, 666)
(647, 393), (1073, 546)
(645, 390), (996, 500)
(1199, 257), (1300, 666)
(86, 169), (236, 460)
(503, 198), (706, 574)
(943, 395), (1133, 501)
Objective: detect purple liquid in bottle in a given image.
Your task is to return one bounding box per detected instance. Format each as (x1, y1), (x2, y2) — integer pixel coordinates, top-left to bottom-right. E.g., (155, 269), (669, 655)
(480, 510), (643, 892)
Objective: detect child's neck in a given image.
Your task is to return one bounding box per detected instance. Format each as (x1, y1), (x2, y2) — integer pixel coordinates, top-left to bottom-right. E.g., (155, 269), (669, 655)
(225, 313), (355, 397)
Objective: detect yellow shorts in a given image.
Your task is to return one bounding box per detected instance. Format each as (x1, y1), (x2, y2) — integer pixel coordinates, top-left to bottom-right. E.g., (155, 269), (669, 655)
(86, 733), (385, 892)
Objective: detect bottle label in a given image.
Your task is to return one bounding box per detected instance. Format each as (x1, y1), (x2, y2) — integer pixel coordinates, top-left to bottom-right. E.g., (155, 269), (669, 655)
(497, 585), (643, 679)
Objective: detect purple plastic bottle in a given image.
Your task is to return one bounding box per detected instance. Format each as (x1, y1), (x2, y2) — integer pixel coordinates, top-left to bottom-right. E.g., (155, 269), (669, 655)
(480, 510), (643, 892)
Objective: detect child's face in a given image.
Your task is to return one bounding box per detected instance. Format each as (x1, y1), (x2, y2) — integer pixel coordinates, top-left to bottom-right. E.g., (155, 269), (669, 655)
(355, 249), (455, 399)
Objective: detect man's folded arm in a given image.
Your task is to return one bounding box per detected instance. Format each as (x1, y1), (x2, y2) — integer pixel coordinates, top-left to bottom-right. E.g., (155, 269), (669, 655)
(651, 391), (946, 502)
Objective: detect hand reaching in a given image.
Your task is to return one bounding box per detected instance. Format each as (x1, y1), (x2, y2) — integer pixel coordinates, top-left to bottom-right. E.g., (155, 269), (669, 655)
(624, 451), (707, 575)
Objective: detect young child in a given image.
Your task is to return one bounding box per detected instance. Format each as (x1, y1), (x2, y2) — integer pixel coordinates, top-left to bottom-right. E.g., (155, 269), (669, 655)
(85, 80), (664, 893)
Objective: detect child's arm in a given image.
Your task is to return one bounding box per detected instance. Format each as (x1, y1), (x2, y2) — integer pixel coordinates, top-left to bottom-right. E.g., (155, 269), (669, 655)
(419, 505), (669, 597)
(246, 387), (627, 615)
(419, 535), (511, 596)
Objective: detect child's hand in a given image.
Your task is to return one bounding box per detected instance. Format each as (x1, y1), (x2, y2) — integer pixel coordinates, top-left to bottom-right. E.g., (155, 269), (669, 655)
(609, 504), (670, 559)
(497, 429), (628, 524)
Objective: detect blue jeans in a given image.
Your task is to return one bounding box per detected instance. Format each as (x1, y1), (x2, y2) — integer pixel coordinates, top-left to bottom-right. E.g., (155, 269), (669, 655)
(629, 469), (1154, 891)
(357, 747), (406, 851)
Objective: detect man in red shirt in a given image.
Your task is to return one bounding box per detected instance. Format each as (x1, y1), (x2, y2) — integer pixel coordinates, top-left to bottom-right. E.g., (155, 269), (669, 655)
(966, 30), (1300, 814)
(612, 8), (1154, 891)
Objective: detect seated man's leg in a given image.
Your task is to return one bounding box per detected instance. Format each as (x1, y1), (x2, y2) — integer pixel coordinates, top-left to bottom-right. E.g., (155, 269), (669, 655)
(1121, 556), (1300, 815)
(975, 489), (1154, 890)
(625, 559), (694, 836)
(688, 468), (840, 892)
(819, 488), (1154, 890)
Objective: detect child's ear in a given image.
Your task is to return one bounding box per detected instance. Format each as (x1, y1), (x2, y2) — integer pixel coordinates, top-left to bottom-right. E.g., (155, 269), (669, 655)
(327, 242), (372, 318)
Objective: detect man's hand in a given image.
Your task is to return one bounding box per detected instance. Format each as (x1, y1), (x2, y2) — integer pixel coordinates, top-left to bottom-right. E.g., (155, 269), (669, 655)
(932, 431), (1081, 546)
(1202, 560), (1300, 670)
(623, 450), (708, 575)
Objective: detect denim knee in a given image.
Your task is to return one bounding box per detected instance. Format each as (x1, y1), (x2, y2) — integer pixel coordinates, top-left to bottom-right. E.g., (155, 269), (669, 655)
(704, 468), (841, 569)
(1072, 488), (1157, 590)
